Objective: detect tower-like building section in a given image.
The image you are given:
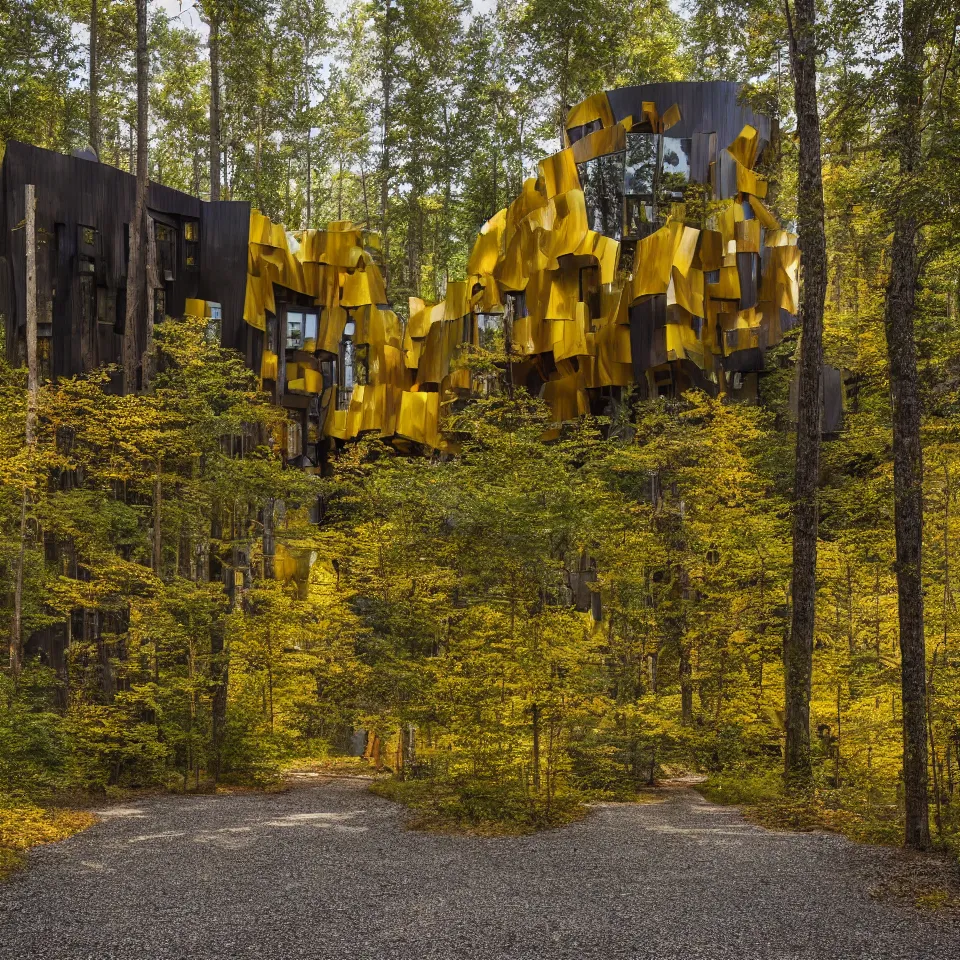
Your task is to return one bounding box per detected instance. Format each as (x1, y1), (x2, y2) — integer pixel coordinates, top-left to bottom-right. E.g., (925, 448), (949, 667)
(452, 81), (798, 434)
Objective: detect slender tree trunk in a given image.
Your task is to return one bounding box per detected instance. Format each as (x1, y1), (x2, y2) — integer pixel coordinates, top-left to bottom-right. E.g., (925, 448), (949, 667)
(123, 0), (149, 395)
(142, 216), (158, 388)
(680, 644), (693, 722)
(360, 159), (369, 225)
(10, 184), (38, 678)
(262, 498), (275, 579)
(881, 0), (931, 852)
(208, 507), (228, 783)
(783, 0), (828, 787)
(303, 38), (312, 229)
(89, 0), (100, 155)
(209, 12), (221, 201)
(152, 461), (162, 574)
(379, 1), (393, 283)
(886, 214), (930, 846)
(531, 703), (541, 794)
(305, 127), (312, 227)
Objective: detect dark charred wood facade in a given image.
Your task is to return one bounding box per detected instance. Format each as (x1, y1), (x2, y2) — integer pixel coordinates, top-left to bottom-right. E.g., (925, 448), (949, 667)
(0, 141), (251, 386)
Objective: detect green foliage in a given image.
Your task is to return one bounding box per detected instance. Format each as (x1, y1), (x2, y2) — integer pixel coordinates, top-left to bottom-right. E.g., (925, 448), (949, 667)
(4, 0), (960, 851)
(0, 318), (329, 805)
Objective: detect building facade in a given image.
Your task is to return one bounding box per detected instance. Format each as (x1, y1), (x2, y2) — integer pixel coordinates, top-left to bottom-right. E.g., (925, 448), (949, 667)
(2, 81), (840, 465)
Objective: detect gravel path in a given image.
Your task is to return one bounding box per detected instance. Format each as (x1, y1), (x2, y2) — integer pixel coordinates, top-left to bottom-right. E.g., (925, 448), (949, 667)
(0, 777), (955, 959)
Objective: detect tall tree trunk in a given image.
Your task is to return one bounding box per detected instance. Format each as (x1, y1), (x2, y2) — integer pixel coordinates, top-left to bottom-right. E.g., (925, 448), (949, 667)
(262, 498), (275, 580)
(305, 127), (312, 227)
(531, 703), (541, 794)
(379, 0), (394, 284)
(10, 184), (38, 678)
(89, 0), (100, 155)
(783, 0), (827, 787)
(152, 461), (162, 574)
(123, 0), (148, 395)
(208, 507), (228, 783)
(883, 0), (931, 851)
(209, 12), (221, 201)
(360, 159), (369, 225)
(303, 35), (312, 229)
(142, 216), (158, 388)
(680, 644), (693, 723)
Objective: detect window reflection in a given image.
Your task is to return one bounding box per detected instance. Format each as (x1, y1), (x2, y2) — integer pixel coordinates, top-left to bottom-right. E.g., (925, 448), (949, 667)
(661, 138), (692, 202)
(286, 310), (319, 351)
(624, 134), (657, 199)
(338, 318), (356, 409)
(287, 312), (304, 350)
(567, 118), (602, 145)
(622, 133), (693, 236)
(578, 152), (624, 240)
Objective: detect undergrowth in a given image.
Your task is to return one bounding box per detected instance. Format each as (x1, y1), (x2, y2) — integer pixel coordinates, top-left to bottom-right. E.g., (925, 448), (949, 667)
(696, 771), (905, 845)
(0, 794), (95, 880)
(370, 776), (586, 836)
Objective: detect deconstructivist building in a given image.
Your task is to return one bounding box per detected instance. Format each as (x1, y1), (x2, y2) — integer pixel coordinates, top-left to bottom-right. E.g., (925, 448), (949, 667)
(1, 80), (840, 470)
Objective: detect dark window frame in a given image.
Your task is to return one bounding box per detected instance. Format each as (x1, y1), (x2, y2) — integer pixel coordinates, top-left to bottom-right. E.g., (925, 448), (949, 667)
(184, 219), (200, 270)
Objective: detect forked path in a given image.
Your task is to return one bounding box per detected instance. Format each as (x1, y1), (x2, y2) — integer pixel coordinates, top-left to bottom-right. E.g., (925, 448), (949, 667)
(0, 778), (955, 959)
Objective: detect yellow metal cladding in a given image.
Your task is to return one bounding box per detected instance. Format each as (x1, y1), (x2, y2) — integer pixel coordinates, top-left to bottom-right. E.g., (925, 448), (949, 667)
(245, 94), (798, 453)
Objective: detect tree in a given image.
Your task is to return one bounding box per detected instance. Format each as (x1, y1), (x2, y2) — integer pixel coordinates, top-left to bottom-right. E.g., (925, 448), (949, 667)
(89, 0), (100, 154)
(122, 0), (148, 394)
(782, 0), (827, 787)
(201, 1), (222, 200)
(879, 0), (943, 850)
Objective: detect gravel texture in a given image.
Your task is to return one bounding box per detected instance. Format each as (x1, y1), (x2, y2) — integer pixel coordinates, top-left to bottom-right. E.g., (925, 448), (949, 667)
(0, 777), (956, 959)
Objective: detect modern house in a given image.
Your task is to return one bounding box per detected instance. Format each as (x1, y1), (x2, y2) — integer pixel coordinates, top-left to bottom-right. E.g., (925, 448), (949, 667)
(1, 81), (842, 461)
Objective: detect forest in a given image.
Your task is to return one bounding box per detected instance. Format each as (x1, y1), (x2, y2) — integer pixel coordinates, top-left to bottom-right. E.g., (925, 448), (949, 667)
(2, 0), (960, 880)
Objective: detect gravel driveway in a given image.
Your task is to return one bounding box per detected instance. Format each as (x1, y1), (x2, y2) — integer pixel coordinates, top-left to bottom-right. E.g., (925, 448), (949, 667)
(0, 777), (955, 959)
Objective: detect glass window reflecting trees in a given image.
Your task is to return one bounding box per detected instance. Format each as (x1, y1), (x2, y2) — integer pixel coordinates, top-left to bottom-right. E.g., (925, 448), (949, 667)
(661, 138), (692, 202)
(337, 317), (368, 410)
(623, 134), (693, 238)
(338, 318), (355, 409)
(624, 134), (658, 236)
(578, 152), (625, 240)
(566, 118), (602, 144)
(477, 313), (501, 351)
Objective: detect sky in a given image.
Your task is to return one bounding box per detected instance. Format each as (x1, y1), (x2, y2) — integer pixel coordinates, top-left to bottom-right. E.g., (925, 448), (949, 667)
(156, 0), (498, 39)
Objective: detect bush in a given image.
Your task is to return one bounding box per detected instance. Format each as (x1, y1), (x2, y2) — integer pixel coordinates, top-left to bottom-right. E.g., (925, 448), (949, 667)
(370, 773), (584, 834)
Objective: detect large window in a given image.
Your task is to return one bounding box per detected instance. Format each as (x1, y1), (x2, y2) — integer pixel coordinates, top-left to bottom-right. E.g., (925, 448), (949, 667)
(567, 118), (602, 145)
(578, 152), (624, 240)
(579, 266), (601, 328)
(154, 222), (176, 282)
(660, 137), (692, 203)
(338, 318), (357, 410)
(625, 134), (658, 198)
(506, 290), (527, 319)
(624, 134), (658, 236)
(184, 220), (200, 269)
(477, 313), (500, 350)
(623, 134), (693, 237)
(286, 310), (319, 350)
